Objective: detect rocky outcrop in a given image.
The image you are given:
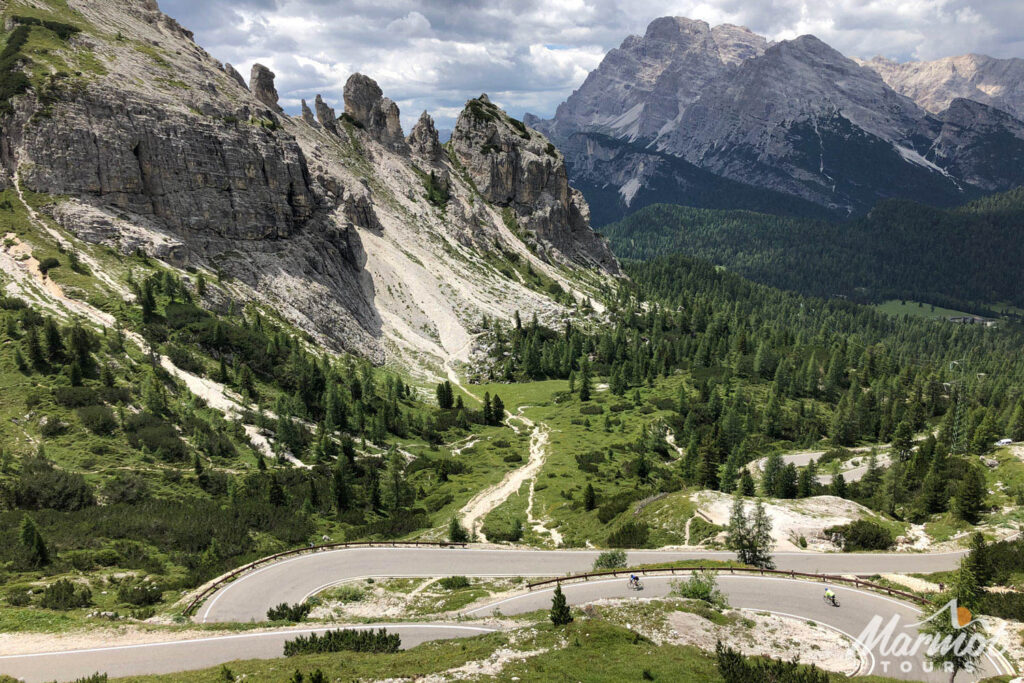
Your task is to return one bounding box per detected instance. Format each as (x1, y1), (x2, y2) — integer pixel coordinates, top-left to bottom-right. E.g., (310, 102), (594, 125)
(250, 63), (282, 112)
(314, 95), (336, 132)
(300, 99), (316, 125)
(450, 95), (618, 273)
(343, 73), (407, 152)
(408, 111), (442, 160)
(11, 88), (315, 241)
(861, 54), (1024, 121)
(927, 98), (1024, 190)
(224, 63), (248, 90)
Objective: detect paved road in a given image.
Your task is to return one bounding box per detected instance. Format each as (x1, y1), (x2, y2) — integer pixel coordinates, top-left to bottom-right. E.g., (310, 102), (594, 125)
(4, 547), (1006, 683)
(0, 624), (494, 683)
(198, 547), (969, 623)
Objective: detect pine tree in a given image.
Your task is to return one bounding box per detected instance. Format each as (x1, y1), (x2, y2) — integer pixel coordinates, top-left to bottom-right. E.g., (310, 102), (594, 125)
(920, 560), (983, 682)
(578, 361), (591, 402)
(892, 420), (914, 461)
(1010, 402), (1024, 443)
(738, 470), (756, 496)
(964, 532), (991, 586)
(830, 472), (848, 498)
(797, 466), (814, 498)
(482, 393), (492, 426)
(952, 464), (986, 523)
(448, 517), (470, 543)
(549, 584), (573, 626)
(583, 483), (597, 511)
(333, 461), (351, 513)
(19, 516), (49, 568)
(25, 325), (44, 368)
(749, 500), (775, 569)
(491, 395), (505, 424)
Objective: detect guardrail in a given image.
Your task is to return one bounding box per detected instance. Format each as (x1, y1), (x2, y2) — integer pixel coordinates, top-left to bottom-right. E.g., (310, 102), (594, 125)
(526, 566), (933, 606)
(182, 541), (468, 617)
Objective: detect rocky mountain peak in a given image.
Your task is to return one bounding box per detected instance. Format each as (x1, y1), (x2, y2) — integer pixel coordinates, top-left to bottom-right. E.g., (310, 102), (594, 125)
(860, 53), (1024, 121)
(407, 111), (442, 160)
(343, 73), (407, 152)
(314, 94), (336, 131)
(250, 63), (281, 111)
(449, 97), (618, 273)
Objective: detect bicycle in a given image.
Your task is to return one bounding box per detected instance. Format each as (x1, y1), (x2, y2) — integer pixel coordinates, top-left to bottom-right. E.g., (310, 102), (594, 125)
(823, 594), (840, 607)
(628, 579), (644, 591)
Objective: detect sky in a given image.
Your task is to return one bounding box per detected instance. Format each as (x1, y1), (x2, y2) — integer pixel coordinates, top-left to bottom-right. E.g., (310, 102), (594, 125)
(158, 0), (1024, 132)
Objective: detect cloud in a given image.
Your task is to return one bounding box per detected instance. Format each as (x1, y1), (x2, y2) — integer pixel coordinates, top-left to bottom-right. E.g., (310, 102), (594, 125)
(157, 0), (1023, 131)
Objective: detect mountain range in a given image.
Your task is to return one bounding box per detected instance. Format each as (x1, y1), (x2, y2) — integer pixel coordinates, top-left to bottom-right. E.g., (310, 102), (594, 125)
(528, 17), (1024, 225)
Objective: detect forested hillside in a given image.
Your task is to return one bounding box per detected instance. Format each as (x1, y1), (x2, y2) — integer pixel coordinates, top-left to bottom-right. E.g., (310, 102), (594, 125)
(472, 253), (1024, 540)
(601, 189), (1024, 314)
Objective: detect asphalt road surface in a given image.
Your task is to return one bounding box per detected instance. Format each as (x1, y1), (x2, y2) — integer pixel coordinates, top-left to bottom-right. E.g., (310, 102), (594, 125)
(2, 547), (1011, 683)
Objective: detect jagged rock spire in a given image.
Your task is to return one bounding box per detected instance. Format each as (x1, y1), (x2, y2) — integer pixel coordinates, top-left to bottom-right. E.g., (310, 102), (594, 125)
(314, 94), (337, 132)
(224, 63), (248, 90)
(343, 73), (408, 152)
(300, 99), (316, 125)
(407, 110), (441, 159)
(249, 63), (281, 111)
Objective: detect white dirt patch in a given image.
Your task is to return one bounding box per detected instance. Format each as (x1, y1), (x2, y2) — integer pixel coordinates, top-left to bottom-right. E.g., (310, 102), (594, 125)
(666, 608), (860, 675)
(404, 647), (549, 682)
(693, 492), (879, 551)
(0, 625), (303, 656)
(458, 415), (553, 544)
(879, 573), (942, 593)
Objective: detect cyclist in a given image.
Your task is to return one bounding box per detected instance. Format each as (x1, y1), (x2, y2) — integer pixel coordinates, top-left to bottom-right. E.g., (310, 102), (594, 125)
(628, 574), (640, 589)
(824, 587), (837, 606)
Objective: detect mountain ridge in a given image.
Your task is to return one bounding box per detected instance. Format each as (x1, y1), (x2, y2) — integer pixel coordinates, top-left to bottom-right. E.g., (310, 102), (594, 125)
(531, 16), (1024, 224)
(0, 0), (619, 376)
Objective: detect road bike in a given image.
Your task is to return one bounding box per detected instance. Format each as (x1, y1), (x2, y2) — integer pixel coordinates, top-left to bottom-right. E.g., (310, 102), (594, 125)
(823, 594), (840, 607)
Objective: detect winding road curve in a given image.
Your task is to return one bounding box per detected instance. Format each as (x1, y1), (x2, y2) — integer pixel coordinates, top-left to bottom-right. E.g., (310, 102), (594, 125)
(2, 546), (1015, 682)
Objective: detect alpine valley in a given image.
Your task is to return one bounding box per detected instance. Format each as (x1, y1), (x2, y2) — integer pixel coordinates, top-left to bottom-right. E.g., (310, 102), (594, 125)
(1, 3), (1024, 683)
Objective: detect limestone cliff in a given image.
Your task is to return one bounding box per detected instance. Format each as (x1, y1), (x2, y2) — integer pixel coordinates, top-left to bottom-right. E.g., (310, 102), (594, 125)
(0, 0), (618, 374)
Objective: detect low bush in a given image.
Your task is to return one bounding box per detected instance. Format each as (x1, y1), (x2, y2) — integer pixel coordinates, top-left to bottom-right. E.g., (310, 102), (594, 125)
(607, 521), (650, 548)
(116, 579), (163, 606)
(592, 549), (627, 570)
(670, 571), (727, 608)
(40, 578), (92, 610)
(283, 628), (400, 656)
(437, 576), (470, 590)
(329, 585), (364, 603)
(716, 641), (829, 683)
(77, 405), (117, 435)
(825, 520), (894, 551)
(267, 601), (312, 622)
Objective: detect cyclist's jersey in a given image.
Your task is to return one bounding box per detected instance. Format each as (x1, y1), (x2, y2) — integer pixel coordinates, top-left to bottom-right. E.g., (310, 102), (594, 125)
(825, 589), (835, 597)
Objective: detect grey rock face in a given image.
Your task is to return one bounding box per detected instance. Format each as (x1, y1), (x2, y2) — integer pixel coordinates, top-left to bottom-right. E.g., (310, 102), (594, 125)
(250, 63), (282, 111)
(862, 54), (1024, 120)
(407, 111), (442, 159)
(12, 88), (315, 240)
(224, 63), (248, 90)
(539, 15), (1024, 219)
(300, 99), (316, 125)
(343, 73), (408, 152)
(450, 96), (618, 273)
(927, 98), (1024, 190)
(314, 95), (336, 132)
(539, 17), (766, 143)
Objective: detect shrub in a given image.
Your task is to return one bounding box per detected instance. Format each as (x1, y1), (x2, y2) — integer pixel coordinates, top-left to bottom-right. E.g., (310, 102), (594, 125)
(716, 640), (829, 683)
(39, 418), (67, 438)
(502, 453), (523, 464)
(283, 628), (399, 656)
(670, 571), (727, 608)
(437, 576), (470, 590)
(77, 405), (117, 435)
(40, 579), (92, 610)
(825, 520), (894, 551)
(116, 579), (163, 606)
(14, 456), (95, 511)
(124, 413), (187, 461)
(37, 257), (60, 275)
(597, 490), (644, 524)
(53, 386), (99, 407)
(592, 549), (627, 570)
(448, 517), (470, 543)
(483, 517), (524, 543)
(688, 517), (723, 545)
(102, 473), (150, 505)
(4, 589), (31, 607)
(329, 585), (364, 603)
(267, 601), (312, 622)
(580, 404), (603, 415)
(606, 521), (650, 548)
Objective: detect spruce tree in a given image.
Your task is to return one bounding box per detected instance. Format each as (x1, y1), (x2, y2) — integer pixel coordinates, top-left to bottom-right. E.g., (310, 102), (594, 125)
(830, 472), (848, 498)
(583, 483), (597, 511)
(20, 516), (49, 568)
(549, 583), (573, 626)
(448, 516), (469, 543)
(491, 395), (505, 424)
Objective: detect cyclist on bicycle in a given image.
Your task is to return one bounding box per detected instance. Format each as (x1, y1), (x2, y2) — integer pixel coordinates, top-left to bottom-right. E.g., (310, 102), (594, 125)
(824, 587), (837, 606)
(628, 574), (640, 589)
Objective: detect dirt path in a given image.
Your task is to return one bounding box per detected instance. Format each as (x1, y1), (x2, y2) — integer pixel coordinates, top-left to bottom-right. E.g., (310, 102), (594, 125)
(457, 410), (552, 543)
(665, 429), (685, 459)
